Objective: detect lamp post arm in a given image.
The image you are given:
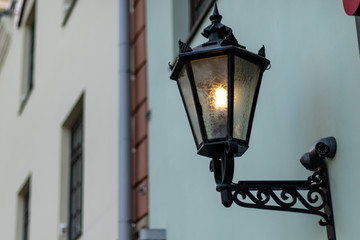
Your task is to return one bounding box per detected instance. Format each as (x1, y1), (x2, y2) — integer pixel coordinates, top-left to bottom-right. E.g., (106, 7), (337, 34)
(216, 168), (332, 224)
(211, 137), (337, 240)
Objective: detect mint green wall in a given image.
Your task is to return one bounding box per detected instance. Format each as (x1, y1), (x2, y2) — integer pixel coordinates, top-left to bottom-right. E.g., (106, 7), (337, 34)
(172, 0), (189, 57)
(147, 0), (360, 239)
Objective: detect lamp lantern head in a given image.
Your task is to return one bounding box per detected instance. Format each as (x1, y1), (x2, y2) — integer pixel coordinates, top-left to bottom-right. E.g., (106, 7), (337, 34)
(170, 4), (270, 159)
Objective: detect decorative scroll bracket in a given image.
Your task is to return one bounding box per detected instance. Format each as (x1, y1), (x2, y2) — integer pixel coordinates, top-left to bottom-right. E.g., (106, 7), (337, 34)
(210, 137), (337, 240)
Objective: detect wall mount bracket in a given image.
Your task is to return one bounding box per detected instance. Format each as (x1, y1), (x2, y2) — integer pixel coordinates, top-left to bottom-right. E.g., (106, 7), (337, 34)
(210, 137), (337, 240)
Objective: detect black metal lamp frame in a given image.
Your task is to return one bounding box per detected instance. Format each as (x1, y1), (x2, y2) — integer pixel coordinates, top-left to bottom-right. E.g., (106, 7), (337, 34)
(170, 4), (337, 240)
(170, 4), (270, 159)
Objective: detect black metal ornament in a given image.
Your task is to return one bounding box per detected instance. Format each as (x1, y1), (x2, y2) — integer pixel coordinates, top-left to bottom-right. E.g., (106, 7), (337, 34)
(212, 137), (337, 240)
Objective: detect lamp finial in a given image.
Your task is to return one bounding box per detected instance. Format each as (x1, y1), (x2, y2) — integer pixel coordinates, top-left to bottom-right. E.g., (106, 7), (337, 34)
(210, 3), (222, 22)
(202, 3), (231, 41)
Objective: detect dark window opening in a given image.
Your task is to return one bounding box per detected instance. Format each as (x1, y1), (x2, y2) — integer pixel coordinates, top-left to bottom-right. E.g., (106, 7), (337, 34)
(23, 187), (30, 240)
(187, 0), (215, 43)
(28, 18), (35, 92)
(69, 115), (83, 240)
(19, 4), (35, 113)
(190, 0), (210, 28)
(18, 179), (31, 240)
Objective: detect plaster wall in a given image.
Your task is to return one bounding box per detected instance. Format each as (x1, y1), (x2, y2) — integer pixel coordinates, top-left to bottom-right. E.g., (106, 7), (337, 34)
(0, 1), (119, 239)
(147, 0), (360, 239)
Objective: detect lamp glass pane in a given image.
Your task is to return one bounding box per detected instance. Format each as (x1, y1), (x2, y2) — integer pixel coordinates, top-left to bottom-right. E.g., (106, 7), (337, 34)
(191, 55), (228, 140)
(233, 56), (261, 141)
(178, 66), (203, 146)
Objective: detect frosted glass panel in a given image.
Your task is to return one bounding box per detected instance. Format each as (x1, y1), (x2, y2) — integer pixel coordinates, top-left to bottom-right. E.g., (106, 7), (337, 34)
(233, 56), (261, 140)
(191, 55), (228, 140)
(178, 66), (203, 146)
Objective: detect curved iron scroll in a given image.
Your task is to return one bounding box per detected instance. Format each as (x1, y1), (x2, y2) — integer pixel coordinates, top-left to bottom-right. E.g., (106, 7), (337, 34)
(211, 137), (337, 240)
(216, 169), (331, 224)
(215, 167), (335, 240)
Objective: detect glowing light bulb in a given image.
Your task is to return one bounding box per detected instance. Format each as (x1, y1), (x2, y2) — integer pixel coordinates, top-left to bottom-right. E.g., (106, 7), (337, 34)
(215, 88), (227, 108)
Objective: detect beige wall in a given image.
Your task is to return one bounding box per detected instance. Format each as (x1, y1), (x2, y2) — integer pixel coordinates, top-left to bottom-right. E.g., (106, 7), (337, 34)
(0, 1), (119, 239)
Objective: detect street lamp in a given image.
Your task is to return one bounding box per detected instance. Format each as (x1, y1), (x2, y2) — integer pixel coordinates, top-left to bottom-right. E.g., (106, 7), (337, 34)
(170, 4), (269, 158)
(170, 3), (270, 188)
(170, 4), (337, 240)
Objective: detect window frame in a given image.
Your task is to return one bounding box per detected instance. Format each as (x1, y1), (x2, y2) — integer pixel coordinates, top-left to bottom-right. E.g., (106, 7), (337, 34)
(187, 0), (215, 43)
(22, 188), (30, 240)
(17, 177), (31, 240)
(19, 2), (35, 114)
(69, 114), (83, 240)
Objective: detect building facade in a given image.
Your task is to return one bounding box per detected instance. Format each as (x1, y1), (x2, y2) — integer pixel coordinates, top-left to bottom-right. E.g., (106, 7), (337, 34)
(0, 0), (124, 239)
(1, 0), (360, 240)
(0, 0), (150, 238)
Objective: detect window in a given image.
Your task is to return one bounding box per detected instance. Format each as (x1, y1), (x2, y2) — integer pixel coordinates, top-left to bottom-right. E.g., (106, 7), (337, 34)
(62, 0), (77, 26)
(0, 13), (11, 71)
(187, 0), (215, 43)
(27, 16), (35, 92)
(171, 0), (215, 56)
(69, 114), (83, 240)
(190, 0), (214, 28)
(190, 0), (211, 28)
(20, 3), (35, 112)
(23, 188), (30, 240)
(59, 94), (84, 239)
(17, 178), (31, 240)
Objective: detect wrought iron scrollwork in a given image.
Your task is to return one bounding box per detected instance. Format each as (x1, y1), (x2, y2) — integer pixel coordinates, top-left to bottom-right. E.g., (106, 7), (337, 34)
(216, 170), (331, 225)
(211, 137), (337, 240)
